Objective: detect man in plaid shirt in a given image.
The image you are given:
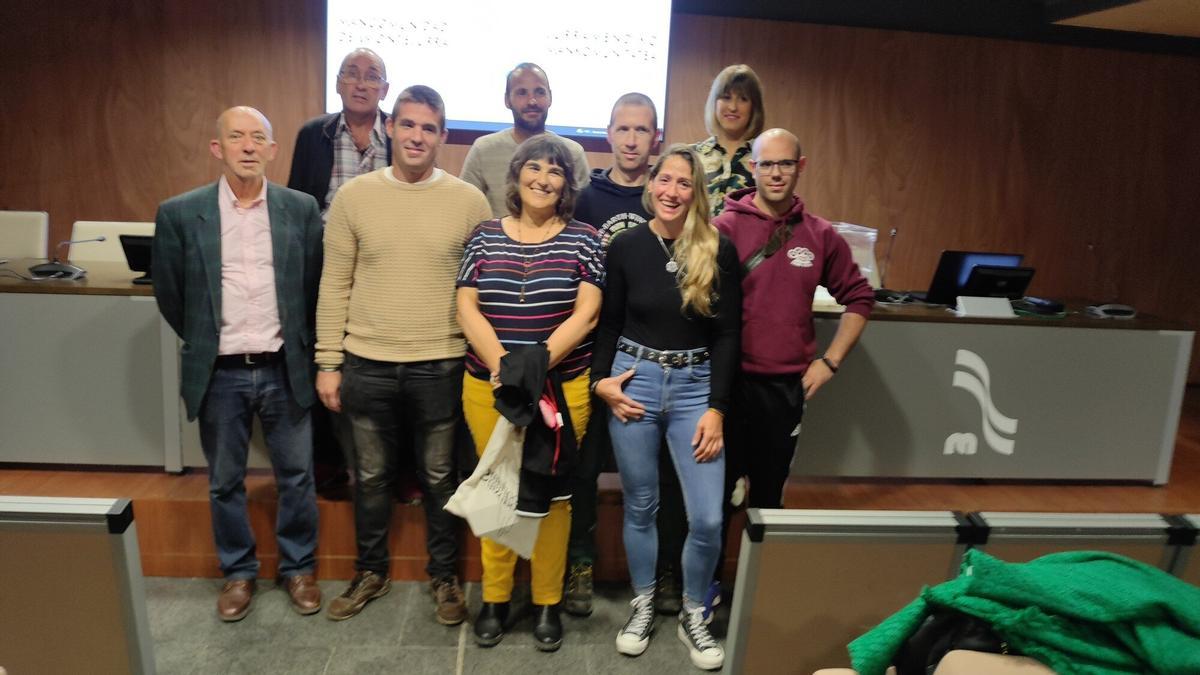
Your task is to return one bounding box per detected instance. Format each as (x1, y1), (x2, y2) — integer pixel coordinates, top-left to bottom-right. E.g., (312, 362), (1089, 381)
(288, 48), (393, 216)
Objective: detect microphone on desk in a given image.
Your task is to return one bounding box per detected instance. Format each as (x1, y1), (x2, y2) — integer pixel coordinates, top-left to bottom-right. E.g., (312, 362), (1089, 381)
(878, 227), (897, 289)
(28, 236), (107, 280)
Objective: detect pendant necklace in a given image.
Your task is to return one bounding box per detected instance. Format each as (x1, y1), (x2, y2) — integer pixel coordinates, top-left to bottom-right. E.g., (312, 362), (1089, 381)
(517, 218), (555, 302)
(654, 232), (679, 273)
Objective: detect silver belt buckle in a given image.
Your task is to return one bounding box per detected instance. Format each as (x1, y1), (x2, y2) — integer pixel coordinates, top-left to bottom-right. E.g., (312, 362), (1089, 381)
(243, 353), (255, 365)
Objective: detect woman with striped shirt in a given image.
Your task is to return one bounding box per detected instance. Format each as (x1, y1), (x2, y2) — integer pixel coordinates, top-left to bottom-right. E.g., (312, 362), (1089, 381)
(455, 135), (604, 652)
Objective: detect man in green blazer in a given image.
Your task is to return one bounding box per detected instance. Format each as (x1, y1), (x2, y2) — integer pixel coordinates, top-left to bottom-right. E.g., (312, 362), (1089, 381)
(152, 106), (324, 622)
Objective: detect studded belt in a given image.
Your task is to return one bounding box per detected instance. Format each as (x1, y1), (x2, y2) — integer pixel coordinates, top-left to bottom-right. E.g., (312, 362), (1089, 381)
(617, 341), (710, 367)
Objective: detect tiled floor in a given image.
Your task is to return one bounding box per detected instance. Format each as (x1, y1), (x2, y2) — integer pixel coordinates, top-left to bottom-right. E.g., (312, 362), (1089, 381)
(146, 578), (727, 675)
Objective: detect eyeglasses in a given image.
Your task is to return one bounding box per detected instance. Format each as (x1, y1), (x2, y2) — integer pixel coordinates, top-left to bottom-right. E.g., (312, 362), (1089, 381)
(755, 159), (799, 175)
(338, 69), (386, 88)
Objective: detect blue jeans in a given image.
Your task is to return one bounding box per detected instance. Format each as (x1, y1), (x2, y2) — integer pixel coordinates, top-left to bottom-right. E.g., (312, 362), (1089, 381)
(607, 339), (725, 604)
(198, 360), (318, 579)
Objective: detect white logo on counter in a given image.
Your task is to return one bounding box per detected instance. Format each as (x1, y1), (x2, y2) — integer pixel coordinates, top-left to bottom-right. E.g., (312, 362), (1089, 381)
(787, 247), (814, 267)
(943, 349), (1018, 456)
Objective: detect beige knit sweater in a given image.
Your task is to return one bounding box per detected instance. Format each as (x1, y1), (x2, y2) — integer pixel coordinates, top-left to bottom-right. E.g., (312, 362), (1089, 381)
(316, 167), (491, 367)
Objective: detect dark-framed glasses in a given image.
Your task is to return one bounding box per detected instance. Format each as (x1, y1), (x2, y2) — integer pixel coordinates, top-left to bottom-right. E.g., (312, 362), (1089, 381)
(338, 69), (386, 88)
(755, 159), (799, 175)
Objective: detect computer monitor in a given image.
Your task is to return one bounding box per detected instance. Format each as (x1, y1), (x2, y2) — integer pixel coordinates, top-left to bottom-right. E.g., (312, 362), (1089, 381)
(119, 234), (153, 285)
(960, 265), (1035, 299)
(919, 251), (1023, 305)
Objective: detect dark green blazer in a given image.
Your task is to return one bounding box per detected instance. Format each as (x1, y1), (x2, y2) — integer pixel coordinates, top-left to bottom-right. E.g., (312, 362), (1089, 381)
(152, 181), (324, 420)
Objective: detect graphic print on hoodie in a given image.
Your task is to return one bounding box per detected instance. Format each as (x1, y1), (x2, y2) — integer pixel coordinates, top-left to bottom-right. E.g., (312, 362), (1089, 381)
(574, 168), (653, 251)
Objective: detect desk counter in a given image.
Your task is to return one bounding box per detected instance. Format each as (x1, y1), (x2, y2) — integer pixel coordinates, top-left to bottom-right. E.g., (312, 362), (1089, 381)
(0, 259), (173, 467)
(3, 259), (1192, 482)
(801, 302), (1193, 484)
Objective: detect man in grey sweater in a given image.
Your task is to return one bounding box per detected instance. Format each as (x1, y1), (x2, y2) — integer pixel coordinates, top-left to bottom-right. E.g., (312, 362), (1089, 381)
(460, 62), (590, 217)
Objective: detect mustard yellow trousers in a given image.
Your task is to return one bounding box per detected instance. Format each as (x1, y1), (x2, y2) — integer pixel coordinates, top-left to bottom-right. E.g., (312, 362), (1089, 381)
(461, 371), (590, 605)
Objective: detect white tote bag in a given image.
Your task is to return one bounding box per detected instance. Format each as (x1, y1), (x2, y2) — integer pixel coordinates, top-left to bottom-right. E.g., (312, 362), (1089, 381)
(445, 416), (540, 558)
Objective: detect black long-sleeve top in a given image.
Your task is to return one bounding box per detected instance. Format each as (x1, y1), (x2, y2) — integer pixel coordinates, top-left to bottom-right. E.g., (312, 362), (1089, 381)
(591, 224), (742, 413)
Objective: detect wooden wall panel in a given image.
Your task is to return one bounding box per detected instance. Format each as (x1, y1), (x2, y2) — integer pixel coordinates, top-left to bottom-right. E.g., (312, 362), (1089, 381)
(0, 5), (1197, 379)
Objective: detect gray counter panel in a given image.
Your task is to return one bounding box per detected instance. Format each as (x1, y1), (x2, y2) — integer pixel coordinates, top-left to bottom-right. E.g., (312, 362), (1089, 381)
(798, 319), (1193, 483)
(0, 293), (167, 466)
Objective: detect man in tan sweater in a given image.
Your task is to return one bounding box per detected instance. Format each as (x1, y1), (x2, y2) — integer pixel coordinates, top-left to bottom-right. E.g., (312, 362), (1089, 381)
(314, 85), (491, 625)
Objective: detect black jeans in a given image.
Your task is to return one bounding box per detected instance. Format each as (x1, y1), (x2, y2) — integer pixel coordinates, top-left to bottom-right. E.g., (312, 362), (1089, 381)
(341, 353), (464, 578)
(567, 397), (607, 566)
(728, 373), (806, 509)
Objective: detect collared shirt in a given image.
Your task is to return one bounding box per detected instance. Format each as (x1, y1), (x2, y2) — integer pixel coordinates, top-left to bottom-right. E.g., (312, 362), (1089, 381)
(693, 135), (755, 218)
(324, 112), (389, 216)
(217, 176), (283, 355)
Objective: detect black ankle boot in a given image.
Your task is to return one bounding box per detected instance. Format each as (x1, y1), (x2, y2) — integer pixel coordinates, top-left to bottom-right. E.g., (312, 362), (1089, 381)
(473, 601), (509, 647)
(533, 603), (563, 651)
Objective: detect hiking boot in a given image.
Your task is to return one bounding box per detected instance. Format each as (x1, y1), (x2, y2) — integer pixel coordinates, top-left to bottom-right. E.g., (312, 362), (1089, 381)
(677, 606), (724, 670)
(654, 566), (682, 614)
(326, 570), (390, 621)
(563, 562), (594, 617)
(430, 575), (467, 625)
(615, 593), (655, 656)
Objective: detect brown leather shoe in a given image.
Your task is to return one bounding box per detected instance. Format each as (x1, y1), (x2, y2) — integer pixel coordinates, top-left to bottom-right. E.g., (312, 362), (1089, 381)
(326, 570), (390, 621)
(431, 575), (467, 625)
(283, 574), (322, 615)
(217, 579), (255, 622)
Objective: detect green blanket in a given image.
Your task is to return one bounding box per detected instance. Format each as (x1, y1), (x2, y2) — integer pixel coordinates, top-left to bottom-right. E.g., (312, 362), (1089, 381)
(848, 549), (1200, 675)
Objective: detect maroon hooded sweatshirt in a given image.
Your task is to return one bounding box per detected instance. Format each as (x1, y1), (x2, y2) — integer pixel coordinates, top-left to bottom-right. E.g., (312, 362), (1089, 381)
(713, 188), (873, 376)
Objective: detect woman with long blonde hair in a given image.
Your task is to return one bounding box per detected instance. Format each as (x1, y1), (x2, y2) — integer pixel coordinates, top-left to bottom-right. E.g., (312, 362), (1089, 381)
(590, 144), (741, 670)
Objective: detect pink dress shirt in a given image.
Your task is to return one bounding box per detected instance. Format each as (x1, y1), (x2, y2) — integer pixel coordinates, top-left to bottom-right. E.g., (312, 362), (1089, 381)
(217, 176), (284, 355)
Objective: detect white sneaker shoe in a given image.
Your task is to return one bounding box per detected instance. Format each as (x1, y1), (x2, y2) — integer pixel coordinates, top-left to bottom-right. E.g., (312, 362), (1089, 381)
(677, 606), (724, 670)
(615, 593), (655, 656)
(729, 476), (747, 507)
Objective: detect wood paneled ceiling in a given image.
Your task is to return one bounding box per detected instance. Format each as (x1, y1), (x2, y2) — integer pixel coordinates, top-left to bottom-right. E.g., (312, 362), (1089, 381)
(674, 0), (1200, 54)
(1052, 0), (1200, 39)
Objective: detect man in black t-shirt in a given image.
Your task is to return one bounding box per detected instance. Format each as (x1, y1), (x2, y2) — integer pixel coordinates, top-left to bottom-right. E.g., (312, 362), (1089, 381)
(565, 93), (659, 617)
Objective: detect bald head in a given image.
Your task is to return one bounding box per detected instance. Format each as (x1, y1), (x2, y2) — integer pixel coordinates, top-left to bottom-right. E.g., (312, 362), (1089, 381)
(750, 128), (806, 215)
(752, 128), (801, 160)
(216, 106), (273, 141)
(340, 48), (387, 80)
(211, 106), (278, 186)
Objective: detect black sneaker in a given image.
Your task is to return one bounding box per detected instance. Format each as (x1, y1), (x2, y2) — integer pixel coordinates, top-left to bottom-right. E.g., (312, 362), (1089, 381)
(654, 566), (682, 614)
(615, 593), (655, 656)
(563, 562), (594, 617)
(677, 606), (724, 670)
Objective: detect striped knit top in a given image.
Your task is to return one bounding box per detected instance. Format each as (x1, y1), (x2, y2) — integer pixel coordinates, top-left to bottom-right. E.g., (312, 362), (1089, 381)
(456, 219), (605, 380)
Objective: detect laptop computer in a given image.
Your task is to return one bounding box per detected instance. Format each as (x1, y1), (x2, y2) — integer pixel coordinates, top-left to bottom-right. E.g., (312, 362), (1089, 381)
(119, 234), (153, 285)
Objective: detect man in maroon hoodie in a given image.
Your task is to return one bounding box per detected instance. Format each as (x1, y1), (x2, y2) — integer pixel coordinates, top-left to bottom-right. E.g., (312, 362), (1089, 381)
(713, 128), (873, 509)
